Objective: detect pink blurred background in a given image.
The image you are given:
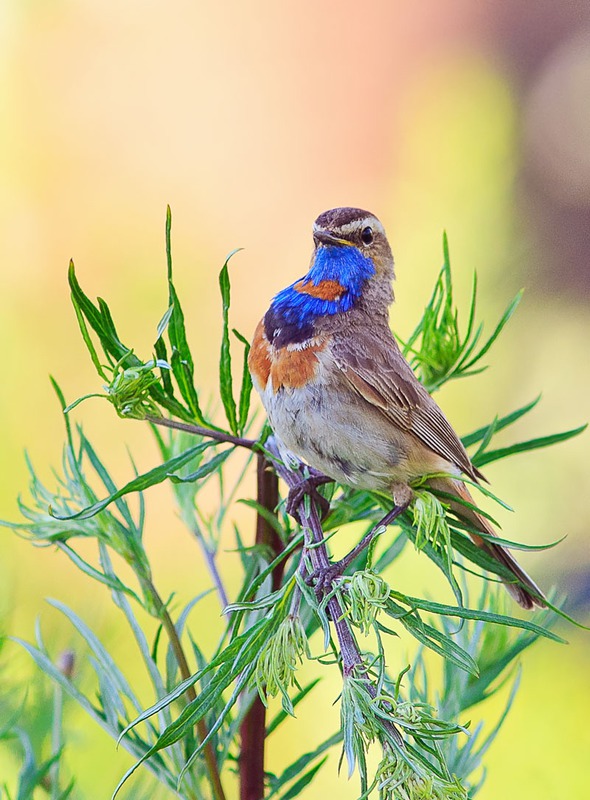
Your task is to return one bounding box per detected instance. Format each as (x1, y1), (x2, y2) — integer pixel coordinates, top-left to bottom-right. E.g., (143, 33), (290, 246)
(1, 1), (589, 797)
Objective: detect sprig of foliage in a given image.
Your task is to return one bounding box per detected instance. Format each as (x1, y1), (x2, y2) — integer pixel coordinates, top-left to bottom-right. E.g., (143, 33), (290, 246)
(401, 233), (522, 393)
(0, 637), (76, 800)
(1, 212), (584, 800)
(67, 206), (254, 436)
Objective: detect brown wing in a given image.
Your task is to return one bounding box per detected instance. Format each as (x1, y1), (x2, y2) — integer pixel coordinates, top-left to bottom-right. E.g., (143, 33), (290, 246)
(332, 327), (484, 482)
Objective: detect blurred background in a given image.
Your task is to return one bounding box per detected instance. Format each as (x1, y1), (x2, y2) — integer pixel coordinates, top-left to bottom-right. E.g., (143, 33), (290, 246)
(1, 0), (589, 797)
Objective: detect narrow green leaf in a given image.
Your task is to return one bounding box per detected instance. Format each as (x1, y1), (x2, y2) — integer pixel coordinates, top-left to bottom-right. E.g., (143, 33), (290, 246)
(473, 424), (587, 467)
(17, 750), (62, 800)
(225, 584), (289, 613)
(233, 328), (253, 434)
(401, 518), (464, 606)
(238, 498), (285, 537)
(119, 616), (272, 742)
(218, 255), (240, 434)
(80, 432), (139, 533)
(168, 447), (232, 484)
(68, 261), (108, 345)
(229, 539), (301, 633)
(68, 261), (134, 366)
(154, 305), (176, 401)
(100, 544), (167, 699)
(154, 336), (174, 398)
(97, 297), (127, 355)
(461, 397), (541, 448)
(178, 667), (253, 781)
(449, 521), (564, 552)
(165, 204), (173, 281)
(167, 282), (194, 377)
(389, 591), (565, 643)
(386, 600), (479, 675)
(157, 304), (174, 339)
(56, 543), (140, 601)
(51, 439), (217, 520)
(69, 287), (108, 380)
(267, 732), (341, 797)
(461, 642), (530, 712)
(167, 280), (206, 423)
(161, 209), (208, 424)
(460, 290), (523, 371)
(63, 393), (110, 414)
(431, 487), (502, 526)
(93, 656), (128, 726)
(461, 271), (478, 351)
(279, 757), (329, 800)
(450, 532), (522, 586)
(169, 348), (207, 424)
(472, 416), (498, 461)
(56, 783), (75, 800)
(148, 640), (262, 755)
(47, 599), (143, 708)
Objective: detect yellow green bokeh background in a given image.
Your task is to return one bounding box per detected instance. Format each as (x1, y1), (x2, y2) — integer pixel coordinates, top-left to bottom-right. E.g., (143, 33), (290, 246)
(1, 2), (589, 798)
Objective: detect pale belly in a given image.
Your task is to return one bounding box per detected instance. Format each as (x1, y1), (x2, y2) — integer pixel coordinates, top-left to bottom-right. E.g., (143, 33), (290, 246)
(262, 381), (414, 492)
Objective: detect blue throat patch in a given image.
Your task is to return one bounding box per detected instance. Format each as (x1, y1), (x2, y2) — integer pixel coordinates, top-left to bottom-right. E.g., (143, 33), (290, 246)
(265, 245), (375, 346)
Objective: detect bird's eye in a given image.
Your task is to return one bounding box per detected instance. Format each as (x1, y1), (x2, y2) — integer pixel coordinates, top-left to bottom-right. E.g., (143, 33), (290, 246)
(361, 226), (374, 245)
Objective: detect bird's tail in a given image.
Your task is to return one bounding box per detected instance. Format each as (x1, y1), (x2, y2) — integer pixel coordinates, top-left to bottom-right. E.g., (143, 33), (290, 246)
(427, 476), (546, 610)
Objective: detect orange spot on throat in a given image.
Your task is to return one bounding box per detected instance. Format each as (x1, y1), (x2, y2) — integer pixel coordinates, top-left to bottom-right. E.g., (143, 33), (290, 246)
(294, 278), (346, 301)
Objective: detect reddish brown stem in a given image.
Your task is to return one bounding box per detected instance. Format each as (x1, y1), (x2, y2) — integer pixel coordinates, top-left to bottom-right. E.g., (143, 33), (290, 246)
(239, 454), (281, 800)
(145, 578), (227, 800)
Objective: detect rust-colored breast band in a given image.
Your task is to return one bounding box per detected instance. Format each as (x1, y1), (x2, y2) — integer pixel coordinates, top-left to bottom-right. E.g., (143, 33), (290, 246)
(248, 319), (272, 388)
(270, 340), (326, 391)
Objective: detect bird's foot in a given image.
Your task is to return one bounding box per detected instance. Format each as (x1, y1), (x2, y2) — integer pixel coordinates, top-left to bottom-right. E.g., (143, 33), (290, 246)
(286, 471), (333, 522)
(305, 500), (412, 597)
(306, 560), (349, 598)
(305, 538), (366, 596)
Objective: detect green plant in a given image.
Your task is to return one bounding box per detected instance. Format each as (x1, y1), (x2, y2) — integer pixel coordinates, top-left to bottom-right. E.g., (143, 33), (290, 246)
(1, 210), (584, 799)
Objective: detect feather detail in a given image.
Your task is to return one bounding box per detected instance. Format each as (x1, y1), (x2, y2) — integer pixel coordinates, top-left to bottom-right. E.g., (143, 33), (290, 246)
(270, 343), (325, 391)
(332, 326), (484, 482)
(248, 319), (272, 390)
(294, 278), (347, 301)
(429, 477), (546, 609)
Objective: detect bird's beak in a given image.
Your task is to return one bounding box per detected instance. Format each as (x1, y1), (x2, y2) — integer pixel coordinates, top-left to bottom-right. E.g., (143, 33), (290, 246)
(313, 229), (351, 247)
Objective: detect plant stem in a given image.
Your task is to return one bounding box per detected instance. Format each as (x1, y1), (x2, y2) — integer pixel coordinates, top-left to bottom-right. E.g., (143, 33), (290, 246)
(202, 541), (230, 612)
(266, 439), (404, 746)
(147, 415), (257, 449)
(182, 513), (230, 613)
(144, 577), (227, 800)
(50, 684), (63, 800)
(239, 454), (281, 800)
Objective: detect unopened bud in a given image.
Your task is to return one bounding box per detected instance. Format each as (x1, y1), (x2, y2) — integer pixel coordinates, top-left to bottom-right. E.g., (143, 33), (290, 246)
(57, 649), (75, 679)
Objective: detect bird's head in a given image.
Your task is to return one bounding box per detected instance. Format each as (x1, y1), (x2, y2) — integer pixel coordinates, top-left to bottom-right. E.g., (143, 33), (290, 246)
(266, 207), (395, 347)
(306, 207), (395, 315)
(312, 207), (394, 282)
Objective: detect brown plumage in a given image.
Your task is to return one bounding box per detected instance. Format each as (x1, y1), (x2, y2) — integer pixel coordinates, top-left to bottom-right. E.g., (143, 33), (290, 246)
(249, 207), (545, 609)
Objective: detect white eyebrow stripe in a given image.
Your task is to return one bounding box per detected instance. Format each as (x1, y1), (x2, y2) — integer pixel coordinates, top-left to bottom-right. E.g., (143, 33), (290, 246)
(313, 217), (385, 237)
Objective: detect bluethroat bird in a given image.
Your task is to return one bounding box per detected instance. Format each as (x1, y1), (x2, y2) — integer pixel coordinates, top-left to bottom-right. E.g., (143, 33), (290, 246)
(249, 207), (544, 609)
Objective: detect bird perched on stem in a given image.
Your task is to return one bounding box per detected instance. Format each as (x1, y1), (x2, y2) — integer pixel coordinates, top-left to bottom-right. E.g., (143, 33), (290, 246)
(248, 207), (544, 609)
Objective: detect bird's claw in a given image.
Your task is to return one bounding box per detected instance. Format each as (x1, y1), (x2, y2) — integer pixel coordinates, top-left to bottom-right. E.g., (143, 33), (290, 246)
(286, 474), (332, 522)
(305, 561), (345, 598)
